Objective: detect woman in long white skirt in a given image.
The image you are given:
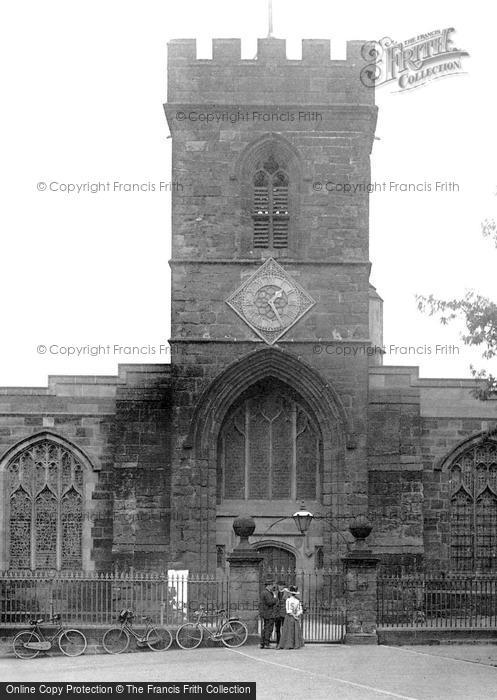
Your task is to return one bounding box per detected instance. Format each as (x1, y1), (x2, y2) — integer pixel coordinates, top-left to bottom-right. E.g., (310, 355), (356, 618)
(278, 586), (304, 649)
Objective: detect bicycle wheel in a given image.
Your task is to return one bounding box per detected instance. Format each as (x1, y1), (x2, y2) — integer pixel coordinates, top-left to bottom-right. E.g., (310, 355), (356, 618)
(59, 629), (87, 657)
(13, 630), (41, 659)
(146, 627), (173, 651)
(102, 627), (130, 654)
(176, 623), (203, 649)
(220, 620), (248, 648)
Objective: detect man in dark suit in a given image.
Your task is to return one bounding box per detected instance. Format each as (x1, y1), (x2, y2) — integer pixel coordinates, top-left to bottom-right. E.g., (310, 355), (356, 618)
(274, 580), (289, 646)
(259, 579), (277, 648)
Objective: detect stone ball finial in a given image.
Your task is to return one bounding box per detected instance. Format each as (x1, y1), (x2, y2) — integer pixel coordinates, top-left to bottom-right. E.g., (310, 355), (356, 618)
(233, 514), (256, 540)
(228, 514), (264, 564)
(349, 514), (373, 542)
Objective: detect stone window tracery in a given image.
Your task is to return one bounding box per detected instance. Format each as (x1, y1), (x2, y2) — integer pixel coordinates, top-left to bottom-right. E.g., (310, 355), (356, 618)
(6, 440), (85, 570)
(217, 384), (321, 502)
(449, 440), (497, 571)
(252, 154), (289, 249)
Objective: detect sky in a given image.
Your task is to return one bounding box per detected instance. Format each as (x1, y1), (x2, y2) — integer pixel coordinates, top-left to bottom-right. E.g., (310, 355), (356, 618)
(0, 0), (496, 385)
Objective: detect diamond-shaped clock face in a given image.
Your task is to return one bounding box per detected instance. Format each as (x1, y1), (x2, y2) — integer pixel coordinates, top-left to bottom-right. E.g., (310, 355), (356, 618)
(226, 258), (316, 345)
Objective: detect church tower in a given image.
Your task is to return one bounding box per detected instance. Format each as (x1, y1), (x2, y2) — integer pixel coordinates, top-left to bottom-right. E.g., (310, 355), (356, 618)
(165, 36), (377, 573)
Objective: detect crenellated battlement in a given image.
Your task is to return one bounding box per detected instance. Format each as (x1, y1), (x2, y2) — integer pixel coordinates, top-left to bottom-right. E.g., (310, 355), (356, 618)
(167, 37), (374, 105)
(168, 37), (368, 63)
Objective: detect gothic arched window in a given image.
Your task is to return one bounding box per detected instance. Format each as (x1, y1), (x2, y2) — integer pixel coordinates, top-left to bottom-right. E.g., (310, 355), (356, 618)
(252, 154), (289, 249)
(217, 381), (321, 502)
(6, 440), (85, 570)
(449, 440), (497, 571)
(315, 546), (324, 570)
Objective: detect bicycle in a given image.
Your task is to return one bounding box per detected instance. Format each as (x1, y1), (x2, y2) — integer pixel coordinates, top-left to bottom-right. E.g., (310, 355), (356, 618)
(12, 614), (87, 659)
(102, 609), (173, 654)
(176, 606), (248, 649)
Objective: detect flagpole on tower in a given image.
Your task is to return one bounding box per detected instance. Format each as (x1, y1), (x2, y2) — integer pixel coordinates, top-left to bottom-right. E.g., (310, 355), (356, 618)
(267, 0), (273, 37)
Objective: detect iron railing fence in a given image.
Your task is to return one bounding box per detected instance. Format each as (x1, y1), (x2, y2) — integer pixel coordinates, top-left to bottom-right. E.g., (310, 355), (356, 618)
(0, 571), (229, 628)
(378, 574), (497, 628)
(263, 567), (346, 642)
(1, 567), (346, 641)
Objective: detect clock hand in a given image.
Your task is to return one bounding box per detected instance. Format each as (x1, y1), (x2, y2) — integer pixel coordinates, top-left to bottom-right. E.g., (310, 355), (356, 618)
(268, 289), (284, 324)
(269, 289), (283, 304)
(268, 299), (283, 325)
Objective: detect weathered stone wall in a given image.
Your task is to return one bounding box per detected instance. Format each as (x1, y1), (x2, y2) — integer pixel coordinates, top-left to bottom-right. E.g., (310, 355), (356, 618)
(110, 366), (172, 572)
(166, 36), (378, 573)
(418, 378), (497, 569)
(420, 415), (497, 571)
(368, 367), (497, 572)
(0, 377), (115, 571)
(167, 38), (375, 106)
(0, 365), (172, 572)
(170, 263), (370, 342)
(344, 552), (379, 640)
(169, 340), (370, 572)
(165, 107), (375, 268)
(368, 367), (423, 567)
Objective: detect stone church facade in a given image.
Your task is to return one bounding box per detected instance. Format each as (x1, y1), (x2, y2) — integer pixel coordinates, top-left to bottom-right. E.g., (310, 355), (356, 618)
(1, 36), (496, 578)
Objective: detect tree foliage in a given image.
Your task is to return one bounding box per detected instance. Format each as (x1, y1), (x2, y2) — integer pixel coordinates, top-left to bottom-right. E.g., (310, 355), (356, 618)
(416, 219), (497, 400)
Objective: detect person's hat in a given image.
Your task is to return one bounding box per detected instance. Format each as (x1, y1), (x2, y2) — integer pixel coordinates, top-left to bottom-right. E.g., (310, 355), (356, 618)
(289, 585), (300, 594)
(264, 579), (274, 586)
(276, 580), (287, 586)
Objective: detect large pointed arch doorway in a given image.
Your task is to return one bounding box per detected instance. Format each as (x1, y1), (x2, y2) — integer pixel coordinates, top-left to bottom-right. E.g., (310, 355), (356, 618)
(185, 347), (349, 574)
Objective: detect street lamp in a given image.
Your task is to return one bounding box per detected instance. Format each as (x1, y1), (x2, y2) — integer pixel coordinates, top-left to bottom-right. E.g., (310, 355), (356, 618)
(291, 505), (362, 548)
(265, 502), (354, 547)
(292, 503), (314, 535)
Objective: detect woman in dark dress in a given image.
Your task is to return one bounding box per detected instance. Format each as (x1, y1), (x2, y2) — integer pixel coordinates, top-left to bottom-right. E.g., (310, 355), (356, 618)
(277, 586), (304, 649)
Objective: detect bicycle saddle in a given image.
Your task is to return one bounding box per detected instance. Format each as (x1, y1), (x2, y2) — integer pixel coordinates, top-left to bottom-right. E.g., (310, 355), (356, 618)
(118, 609), (134, 622)
(29, 618), (44, 625)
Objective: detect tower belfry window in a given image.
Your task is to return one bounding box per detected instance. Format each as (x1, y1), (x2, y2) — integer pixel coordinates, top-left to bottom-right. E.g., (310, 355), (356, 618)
(252, 154), (289, 249)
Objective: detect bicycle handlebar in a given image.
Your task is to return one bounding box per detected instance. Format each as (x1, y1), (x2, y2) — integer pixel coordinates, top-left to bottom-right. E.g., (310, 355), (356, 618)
(193, 608), (226, 617)
(29, 614), (61, 626)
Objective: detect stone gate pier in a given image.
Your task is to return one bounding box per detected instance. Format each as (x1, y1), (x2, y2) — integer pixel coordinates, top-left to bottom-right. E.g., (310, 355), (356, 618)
(227, 515), (264, 638)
